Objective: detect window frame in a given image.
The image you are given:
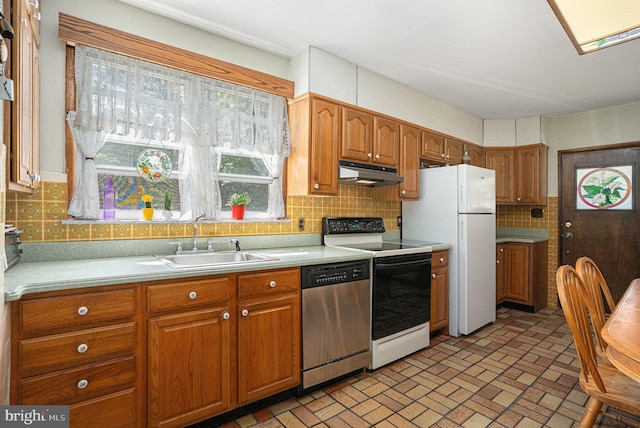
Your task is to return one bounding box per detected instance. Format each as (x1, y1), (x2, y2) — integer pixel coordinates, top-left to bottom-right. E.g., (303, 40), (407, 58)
(61, 14), (294, 221)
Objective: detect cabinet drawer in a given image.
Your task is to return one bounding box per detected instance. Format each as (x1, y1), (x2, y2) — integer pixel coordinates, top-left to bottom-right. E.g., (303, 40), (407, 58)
(19, 356), (136, 405)
(432, 251), (448, 268)
(19, 323), (135, 374)
(238, 268), (300, 300)
(147, 276), (230, 314)
(69, 388), (137, 428)
(20, 289), (135, 335)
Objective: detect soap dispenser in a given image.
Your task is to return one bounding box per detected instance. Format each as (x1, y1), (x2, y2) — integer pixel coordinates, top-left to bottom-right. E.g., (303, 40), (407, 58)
(103, 177), (116, 220)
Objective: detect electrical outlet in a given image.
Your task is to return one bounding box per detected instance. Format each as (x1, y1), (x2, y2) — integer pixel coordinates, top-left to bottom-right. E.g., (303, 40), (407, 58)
(397, 216), (402, 227)
(298, 218), (305, 231)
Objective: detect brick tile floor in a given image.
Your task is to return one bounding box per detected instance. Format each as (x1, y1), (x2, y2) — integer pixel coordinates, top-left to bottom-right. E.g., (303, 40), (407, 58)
(218, 307), (640, 427)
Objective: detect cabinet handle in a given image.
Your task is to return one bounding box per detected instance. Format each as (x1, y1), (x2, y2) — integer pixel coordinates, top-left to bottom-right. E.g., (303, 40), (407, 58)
(367, 153), (372, 158)
(223, 312), (230, 320)
(441, 153), (445, 158)
(500, 248), (504, 252)
(77, 343), (88, 354)
(188, 291), (197, 300)
(77, 379), (88, 389)
(375, 154), (380, 159)
(314, 183), (320, 190)
(269, 280), (276, 288)
(401, 190), (406, 195)
(77, 306), (88, 316)
(446, 154), (450, 159)
(242, 309), (249, 317)
(516, 197), (521, 201)
(439, 257), (444, 263)
(496, 260), (499, 264)
(432, 273), (436, 279)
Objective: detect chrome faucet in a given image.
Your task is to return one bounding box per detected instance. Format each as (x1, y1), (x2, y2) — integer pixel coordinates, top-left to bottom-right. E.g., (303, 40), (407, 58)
(192, 214), (205, 251)
(230, 238), (241, 252)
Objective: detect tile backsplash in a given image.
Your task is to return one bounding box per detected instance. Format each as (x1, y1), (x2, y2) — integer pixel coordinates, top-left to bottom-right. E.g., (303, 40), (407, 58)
(7, 182), (401, 242)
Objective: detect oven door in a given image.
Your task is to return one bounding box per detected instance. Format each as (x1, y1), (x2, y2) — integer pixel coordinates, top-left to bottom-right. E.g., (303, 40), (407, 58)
(372, 252), (431, 341)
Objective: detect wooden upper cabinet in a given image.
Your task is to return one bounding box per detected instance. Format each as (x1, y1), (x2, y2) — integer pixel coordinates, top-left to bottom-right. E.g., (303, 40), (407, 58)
(372, 116), (400, 167)
(375, 123), (420, 201)
(485, 147), (516, 204)
(10, 0), (40, 191)
(287, 95), (339, 196)
(421, 131), (445, 162)
(485, 144), (548, 205)
(341, 107), (373, 163)
(443, 138), (464, 164)
(515, 144), (548, 204)
(464, 143), (485, 167)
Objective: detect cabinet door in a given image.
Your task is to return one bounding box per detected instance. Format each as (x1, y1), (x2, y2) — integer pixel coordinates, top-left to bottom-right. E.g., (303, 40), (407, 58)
(148, 308), (231, 427)
(310, 99), (340, 195)
(504, 244), (532, 304)
(430, 268), (449, 332)
(397, 124), (420, 199)
(70, 388), (137, 428)
(237, 294), (300, 404)
(485, 148), (516, 204)
(496, 246), (506, 303)
(421, 131), (445, 162)
(516, 146), (541, 204)
(12, 0), (40, 189)
(372, 116), (399, 166)
(464, 144), (485, 167)
(340, 107), (373, 163)
(444, 138), (464, 164)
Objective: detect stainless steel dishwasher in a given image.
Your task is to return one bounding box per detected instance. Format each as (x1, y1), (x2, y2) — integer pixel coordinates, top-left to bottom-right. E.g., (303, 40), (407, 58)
(300, 260), (371, 390)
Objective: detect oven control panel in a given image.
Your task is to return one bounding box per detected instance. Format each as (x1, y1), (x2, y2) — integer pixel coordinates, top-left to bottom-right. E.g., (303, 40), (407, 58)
(322, 217), (385, 234)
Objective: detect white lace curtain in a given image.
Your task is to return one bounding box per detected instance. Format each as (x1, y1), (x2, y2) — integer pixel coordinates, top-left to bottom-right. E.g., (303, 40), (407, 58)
(68, 45), (290, 220)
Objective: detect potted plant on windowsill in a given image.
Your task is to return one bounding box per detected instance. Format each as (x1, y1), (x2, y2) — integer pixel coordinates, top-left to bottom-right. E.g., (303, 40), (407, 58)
(162, 193), (173, 221)
(141, 194), (154, 220)
(228, 192), (251, 220)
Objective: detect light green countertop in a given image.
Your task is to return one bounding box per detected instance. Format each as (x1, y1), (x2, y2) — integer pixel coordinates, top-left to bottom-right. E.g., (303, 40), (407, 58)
(496, 227), (550, 244)
(4, 246), (370, 302)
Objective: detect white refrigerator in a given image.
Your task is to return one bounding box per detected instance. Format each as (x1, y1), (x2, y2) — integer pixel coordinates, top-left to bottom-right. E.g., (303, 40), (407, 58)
(402, 165), (496, 337)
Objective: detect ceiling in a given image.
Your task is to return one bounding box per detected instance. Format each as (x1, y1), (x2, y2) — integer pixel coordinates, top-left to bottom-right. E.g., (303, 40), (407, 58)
(117, 0), (640, 120)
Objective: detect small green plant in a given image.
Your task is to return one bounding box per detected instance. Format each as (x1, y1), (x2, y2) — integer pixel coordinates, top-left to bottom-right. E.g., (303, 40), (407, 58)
(164, 193), (172, 211)
(228, 192), (251, 206)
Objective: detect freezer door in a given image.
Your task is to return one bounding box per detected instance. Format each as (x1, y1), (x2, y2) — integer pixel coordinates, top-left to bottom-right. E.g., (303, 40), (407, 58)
(458, 165), (495, 214)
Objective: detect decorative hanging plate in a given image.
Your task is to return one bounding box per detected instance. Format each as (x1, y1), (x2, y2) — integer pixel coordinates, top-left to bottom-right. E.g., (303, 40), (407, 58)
(137, 149), (172, 182)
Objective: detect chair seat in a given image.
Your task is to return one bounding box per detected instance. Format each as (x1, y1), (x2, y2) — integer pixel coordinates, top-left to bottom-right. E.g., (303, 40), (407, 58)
(580, 363), (640, 417)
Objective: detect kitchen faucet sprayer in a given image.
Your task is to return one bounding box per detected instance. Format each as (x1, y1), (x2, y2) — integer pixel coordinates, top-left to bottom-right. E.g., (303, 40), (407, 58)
(192, 214), (206, 251)
(231, 239), (241, 252)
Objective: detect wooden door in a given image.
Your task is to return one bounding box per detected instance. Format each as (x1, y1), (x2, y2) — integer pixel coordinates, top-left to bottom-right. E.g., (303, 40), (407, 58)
(496, 245), (506, 302)
(430, 250), (449, 332)
(444, 138), (464, 164)
(464, 144), (485, 167)
(485, 148), (516, 204)
(310, 99), (340, 195)
(340, 107), (373, 163)
(148, 308), (231, 427)
(559, 144), (640, 302)
(504, 243), (531, 304)
(237, 294), (300, 405)
(372, 116), (399, 166)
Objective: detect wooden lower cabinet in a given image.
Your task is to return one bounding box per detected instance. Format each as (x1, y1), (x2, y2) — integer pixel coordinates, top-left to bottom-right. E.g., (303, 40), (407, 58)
(148, 308), (231, 428)
(430, 250), (449, 333)
(11, 284), (142, 428)
(496, 242), (548, 312)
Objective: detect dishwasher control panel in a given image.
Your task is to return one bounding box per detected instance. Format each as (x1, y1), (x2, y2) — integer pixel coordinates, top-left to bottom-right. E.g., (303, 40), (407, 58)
(301, 260), (370, 289)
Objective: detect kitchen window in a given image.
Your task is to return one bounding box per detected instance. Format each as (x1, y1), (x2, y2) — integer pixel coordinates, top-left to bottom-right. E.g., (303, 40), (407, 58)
(67, 45), (289, 221)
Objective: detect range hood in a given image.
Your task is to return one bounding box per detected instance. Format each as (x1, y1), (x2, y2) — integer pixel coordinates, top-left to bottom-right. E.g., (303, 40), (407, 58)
(338, 160), (404, 187)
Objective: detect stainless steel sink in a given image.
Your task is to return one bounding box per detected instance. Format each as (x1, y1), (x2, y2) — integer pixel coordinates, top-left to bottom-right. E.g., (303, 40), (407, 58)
(155, 251), (278, 269)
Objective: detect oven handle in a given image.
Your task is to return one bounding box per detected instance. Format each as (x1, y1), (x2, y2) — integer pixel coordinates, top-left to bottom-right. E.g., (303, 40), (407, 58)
(375, 259), (431, 269)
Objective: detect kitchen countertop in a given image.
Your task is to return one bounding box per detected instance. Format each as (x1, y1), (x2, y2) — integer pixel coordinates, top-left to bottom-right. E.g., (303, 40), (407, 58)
(496, 227), (550, 244)
(4, 246), (370, 302)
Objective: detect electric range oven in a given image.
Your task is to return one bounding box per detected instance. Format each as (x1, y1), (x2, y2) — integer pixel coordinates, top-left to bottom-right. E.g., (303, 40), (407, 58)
(322, 217), (432, 369)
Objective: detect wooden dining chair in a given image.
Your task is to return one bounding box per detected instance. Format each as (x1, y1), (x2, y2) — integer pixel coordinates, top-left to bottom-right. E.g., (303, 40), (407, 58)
(576, 256), (617, 359)
(556, 265), (640, 428)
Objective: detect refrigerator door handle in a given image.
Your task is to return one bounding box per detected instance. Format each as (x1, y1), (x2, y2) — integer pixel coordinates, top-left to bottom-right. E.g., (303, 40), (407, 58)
(460, 220), (464, 244)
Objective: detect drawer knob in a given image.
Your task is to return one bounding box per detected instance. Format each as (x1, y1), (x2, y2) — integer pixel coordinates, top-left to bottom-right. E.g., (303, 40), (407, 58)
(269, 280), (276, 288)
(77, 379), (88, 389)
(314, 183), (320, 190)
(432, 273), (436, 279)
(242, 309), (249, 317)
(77, 306), (88, 316)
(439, 257), (444, 263)
(77, 343), (88, 353)
(188, 291), (197, 300)
(223, 312), (230, 320)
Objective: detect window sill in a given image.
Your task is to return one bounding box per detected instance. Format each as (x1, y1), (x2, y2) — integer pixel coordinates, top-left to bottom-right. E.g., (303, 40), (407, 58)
(61, 218), (291, 225)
